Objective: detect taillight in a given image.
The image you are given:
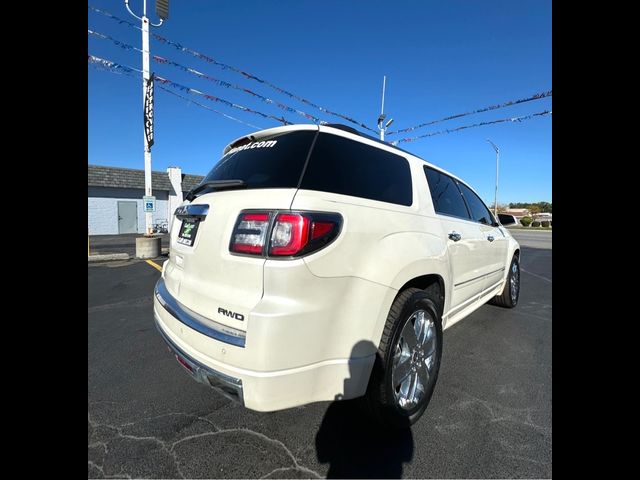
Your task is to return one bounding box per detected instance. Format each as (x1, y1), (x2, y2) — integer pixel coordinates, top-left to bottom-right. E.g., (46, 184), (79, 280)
(230, 211), (342, 258)
(230, 212), (270, 254)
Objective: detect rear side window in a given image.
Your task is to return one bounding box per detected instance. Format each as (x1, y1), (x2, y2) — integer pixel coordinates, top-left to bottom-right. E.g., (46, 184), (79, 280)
(424, 166), (470, 219)
(300, 133), (413, 206)
(458, 182), (495, 225)
(202, 131), (316, 189)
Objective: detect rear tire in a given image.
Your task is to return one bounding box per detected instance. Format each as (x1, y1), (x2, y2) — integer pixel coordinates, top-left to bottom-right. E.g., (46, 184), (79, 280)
(365, 287), (443, 428)
(490, 255), (520, 308)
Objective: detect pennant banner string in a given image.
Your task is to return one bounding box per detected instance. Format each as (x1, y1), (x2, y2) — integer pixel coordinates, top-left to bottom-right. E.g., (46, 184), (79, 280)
(88, 54), (292, 125)
(388, 90), (552, 135)
(88, 29), (325, 124)
(89, 5), (377, 133)
(88, 53), (142, 75)
(392, 110), (552, 144)
(88, 54), (263, 130)
(88, 6), (142, 31)
(157, 86), (264, 130)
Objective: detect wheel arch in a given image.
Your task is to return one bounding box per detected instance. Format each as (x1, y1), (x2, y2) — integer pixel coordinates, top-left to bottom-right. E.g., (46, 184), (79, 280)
(370, 263), (450, 357)
(396, 274), (445, 318)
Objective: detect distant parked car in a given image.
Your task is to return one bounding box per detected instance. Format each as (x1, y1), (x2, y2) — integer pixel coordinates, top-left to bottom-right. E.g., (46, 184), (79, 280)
(497, 213), (519, 227)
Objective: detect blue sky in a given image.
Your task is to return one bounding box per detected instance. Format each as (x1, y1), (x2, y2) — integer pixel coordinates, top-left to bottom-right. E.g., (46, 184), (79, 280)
(88, 0), (551, 204)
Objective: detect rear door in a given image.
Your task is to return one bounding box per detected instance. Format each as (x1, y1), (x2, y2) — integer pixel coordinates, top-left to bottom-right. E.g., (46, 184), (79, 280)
(457, 182), (509, 293)
(163, 127), (318, 333)
(423, 167), (487, 315)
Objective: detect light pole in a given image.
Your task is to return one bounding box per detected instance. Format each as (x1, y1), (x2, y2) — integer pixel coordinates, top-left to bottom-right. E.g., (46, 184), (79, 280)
(124, 0), (168, 235)
(486, 139), (499, 218)
(377, 76), (394, 141)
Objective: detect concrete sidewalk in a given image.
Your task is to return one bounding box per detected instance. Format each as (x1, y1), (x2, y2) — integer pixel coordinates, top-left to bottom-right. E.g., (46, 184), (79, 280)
(88, 233), (170, 258)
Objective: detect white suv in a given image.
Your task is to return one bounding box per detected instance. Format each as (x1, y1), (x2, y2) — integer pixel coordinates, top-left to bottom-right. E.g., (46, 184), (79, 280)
(154, 123), (520, 427)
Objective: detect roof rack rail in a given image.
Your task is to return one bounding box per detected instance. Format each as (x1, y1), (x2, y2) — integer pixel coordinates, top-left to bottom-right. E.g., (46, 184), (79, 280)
(324, 124), (360, 135)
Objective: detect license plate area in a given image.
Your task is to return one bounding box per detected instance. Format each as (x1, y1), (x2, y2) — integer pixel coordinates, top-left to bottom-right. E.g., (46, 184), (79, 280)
(177, 217), (200, 247)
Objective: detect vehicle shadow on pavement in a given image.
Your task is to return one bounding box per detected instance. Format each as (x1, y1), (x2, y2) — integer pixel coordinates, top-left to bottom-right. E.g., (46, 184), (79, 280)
(315, 341), (414, 478)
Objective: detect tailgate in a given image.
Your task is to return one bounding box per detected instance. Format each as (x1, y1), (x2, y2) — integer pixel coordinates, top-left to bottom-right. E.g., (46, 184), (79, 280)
(163, 188), (297, 332)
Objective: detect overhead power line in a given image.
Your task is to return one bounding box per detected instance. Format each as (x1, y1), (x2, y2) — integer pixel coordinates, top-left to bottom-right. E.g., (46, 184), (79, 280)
(392, 110), (552, 144)
(88, 54), (291, 125)
(88, 5), (377, 133)
(88, 29), (325, 124)
(388, 90), (552, 135)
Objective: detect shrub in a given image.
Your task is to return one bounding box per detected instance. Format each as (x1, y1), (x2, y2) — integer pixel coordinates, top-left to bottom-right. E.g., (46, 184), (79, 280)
(541, 220), (550, 228)
(520, 216), (533, 227)
(532, 221), (541, 227)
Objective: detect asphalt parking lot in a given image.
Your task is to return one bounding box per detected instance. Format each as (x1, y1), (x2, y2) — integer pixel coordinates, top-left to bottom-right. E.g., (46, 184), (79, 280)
(88, 229), (551, 479)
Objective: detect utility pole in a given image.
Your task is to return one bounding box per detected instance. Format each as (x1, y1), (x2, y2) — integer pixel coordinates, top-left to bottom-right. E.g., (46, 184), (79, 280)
(377, 76), (394, 141)
(486, 139), (500, 218)
(125, 0), (168, 235)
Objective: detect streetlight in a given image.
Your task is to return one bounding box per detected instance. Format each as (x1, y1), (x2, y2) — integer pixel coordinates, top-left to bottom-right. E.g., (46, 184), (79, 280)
(377, 76), (394, 141)
(486, 139), (499, 218)
(124, 0), (169, 235)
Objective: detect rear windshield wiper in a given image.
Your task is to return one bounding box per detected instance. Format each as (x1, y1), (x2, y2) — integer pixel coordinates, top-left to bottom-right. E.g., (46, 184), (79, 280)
(185, 179), (247, 201)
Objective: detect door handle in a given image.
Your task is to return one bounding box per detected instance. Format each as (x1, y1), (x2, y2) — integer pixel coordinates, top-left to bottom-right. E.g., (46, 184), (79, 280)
(448, 231), (462, 242)
(487, 235), (495, 242)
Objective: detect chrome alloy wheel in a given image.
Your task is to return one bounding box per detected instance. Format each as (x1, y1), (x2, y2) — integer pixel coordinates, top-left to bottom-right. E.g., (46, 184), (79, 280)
(392, 309), (437, 410)
(510, 260), (520, 303)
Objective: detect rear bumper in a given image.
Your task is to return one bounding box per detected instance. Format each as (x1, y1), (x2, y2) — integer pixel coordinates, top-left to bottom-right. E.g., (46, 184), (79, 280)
(154, 316), (244, 405)
(155, 304), (374, 411)
(154, 261), (394, 411)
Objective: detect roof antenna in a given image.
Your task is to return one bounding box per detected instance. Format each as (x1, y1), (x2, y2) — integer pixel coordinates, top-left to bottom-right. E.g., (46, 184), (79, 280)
(377, 75), (394, 141)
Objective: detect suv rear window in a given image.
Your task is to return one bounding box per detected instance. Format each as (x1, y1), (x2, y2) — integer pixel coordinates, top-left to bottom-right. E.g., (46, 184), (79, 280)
(424, 166), (470, 219)
(202, 131), (316, 189)
(300, 133), (413, 206)
(457, 182), (495, 225)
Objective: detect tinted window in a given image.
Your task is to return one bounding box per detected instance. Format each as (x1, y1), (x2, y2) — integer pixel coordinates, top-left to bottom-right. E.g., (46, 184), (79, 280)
(458, 182), (495, 225)
(201, 131), (316, 189)
(424, 167), (470, 219)
(301, 133), (413, 206)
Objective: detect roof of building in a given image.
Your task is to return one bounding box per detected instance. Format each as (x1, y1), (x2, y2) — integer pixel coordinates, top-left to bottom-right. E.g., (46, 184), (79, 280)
(88, 165), (204, 192)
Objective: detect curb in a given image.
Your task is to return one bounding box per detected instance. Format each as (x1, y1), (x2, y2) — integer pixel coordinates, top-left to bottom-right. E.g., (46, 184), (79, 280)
(88, 253), (130, 263)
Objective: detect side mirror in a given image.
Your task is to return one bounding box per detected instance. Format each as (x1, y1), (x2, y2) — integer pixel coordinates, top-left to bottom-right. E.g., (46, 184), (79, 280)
(498, 213), (517, 226)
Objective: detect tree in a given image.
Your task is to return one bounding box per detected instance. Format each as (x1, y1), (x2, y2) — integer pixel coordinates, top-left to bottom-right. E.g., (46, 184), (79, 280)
(539, 201), (552, 213)
(508, 201), (552, 213)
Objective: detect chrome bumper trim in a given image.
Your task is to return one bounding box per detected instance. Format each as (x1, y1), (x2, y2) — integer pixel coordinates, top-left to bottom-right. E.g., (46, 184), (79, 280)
(154, 278), (246, 348)
(154, 316), (244, 405)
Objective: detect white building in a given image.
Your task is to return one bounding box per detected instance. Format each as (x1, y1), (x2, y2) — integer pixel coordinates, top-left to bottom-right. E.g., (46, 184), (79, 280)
(88, 165), (204, 235)
(503, 208), (531, 219)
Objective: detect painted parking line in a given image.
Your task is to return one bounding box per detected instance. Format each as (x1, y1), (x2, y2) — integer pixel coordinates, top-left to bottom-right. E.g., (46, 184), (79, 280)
(522, 268), (551, 283)
(145, 260), (163, 272)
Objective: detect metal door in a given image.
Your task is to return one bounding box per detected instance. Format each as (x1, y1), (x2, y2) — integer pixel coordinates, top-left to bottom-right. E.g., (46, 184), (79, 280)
(118, 201), (138, 234)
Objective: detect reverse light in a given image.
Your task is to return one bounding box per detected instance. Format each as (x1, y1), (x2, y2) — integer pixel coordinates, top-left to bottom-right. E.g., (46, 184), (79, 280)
(270, 213), (310, 256)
